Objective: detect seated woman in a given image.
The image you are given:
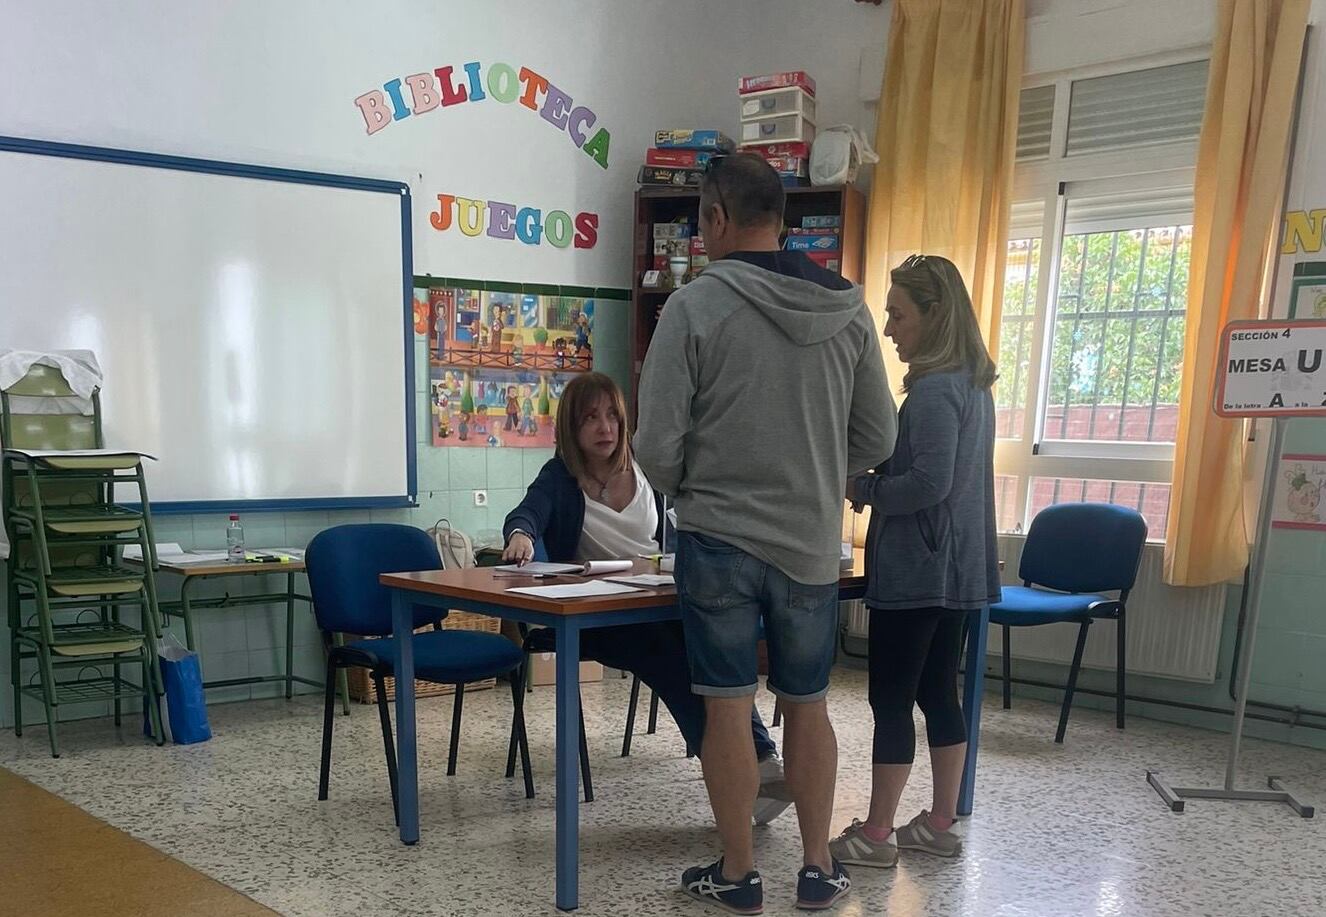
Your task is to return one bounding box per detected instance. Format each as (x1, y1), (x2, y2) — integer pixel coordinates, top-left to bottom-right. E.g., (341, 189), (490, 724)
(503, 372), (790, 823)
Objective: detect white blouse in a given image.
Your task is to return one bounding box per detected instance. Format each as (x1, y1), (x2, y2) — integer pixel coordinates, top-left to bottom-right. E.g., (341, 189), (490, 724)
(574, 461), (660, 562)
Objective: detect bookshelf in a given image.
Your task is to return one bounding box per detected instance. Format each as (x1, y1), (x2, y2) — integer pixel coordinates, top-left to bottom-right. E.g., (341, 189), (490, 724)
(629, 183), (866, 413)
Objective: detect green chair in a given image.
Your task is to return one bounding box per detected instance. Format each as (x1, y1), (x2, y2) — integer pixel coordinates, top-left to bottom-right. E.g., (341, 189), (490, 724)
(2, 362), (164, 756)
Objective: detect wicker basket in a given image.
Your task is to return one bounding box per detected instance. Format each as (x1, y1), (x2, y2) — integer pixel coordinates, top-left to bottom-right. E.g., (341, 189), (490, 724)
(346, 611), (502, 703)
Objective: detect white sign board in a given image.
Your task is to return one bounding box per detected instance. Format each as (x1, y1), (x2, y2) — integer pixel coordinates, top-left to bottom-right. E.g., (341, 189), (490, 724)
(1216, 320), (1326, 417)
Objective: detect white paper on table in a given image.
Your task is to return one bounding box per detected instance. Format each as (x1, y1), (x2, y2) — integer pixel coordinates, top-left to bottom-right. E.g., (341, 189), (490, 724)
(506, 581), (644, 599)
(605, 574), (674, 588)
(162, 551), (232, 564)
(123, 544), (231, 564)
(3, 447), (158, 460)
(122, 543), (183, 561)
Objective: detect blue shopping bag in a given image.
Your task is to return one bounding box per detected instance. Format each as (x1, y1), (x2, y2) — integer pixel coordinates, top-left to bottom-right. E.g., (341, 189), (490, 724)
(156, 634), (212, 744)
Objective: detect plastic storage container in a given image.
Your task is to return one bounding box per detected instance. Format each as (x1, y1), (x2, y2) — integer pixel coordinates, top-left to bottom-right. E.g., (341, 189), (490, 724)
(740, 113), (816, 146)
(740, 87), (816, 123)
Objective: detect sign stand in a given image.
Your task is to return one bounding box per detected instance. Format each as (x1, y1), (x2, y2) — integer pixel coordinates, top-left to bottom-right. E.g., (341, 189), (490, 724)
(1147, 415), (1313, 816)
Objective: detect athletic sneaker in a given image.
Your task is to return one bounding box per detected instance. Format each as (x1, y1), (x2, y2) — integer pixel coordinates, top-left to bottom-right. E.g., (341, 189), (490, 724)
(681, 859), (763, 915)
(828, 819), (898, 868)
(796, 859), (851, 911)
(894, 810), (963, 857)
(753, 753), (794, 825)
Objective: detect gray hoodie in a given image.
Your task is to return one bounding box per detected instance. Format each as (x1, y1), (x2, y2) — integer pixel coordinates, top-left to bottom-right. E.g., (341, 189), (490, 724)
(635, 258), (898, 585)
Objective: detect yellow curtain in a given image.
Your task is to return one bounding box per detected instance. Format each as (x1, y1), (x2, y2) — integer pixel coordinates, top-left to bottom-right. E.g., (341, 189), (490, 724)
(847, 0), (1025, 546)
(1163, 0), (1308, 586)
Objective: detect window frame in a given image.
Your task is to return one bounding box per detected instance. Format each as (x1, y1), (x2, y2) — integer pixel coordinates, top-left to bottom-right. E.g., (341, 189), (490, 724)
(996, 49), (1208, 538)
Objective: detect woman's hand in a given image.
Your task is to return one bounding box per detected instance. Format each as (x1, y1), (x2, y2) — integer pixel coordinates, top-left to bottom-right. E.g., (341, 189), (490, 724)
(503, 532), (535, 565)
(846, 474), (868, 513)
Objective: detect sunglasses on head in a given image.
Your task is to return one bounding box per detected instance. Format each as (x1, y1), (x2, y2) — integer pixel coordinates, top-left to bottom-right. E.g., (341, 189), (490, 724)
(702, 153), (730, 221)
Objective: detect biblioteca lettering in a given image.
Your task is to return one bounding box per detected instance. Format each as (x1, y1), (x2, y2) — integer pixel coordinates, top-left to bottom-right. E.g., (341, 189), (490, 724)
(354, 61), (613, 169)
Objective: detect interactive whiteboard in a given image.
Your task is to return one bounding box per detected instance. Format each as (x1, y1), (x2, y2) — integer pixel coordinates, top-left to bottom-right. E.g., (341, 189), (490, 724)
(0, 137), (415, 511)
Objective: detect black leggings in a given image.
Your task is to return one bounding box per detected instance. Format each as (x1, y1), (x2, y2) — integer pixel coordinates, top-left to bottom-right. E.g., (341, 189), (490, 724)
(868, 607), (967, 765)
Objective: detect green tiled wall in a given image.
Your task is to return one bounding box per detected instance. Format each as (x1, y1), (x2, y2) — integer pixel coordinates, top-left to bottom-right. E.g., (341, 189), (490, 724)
(0, 303), (629, 729)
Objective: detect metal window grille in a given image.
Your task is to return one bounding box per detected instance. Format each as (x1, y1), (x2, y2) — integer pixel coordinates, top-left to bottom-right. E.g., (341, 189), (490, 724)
(1043, 222), (1191, 443)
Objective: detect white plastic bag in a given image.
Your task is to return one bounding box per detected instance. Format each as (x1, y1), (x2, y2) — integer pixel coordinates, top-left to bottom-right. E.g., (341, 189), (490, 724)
(810, 125), (879, 186)
(427, 517), (474, 570)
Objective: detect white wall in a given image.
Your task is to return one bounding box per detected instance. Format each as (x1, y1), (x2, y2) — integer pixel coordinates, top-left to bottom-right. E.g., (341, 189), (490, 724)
(1, 1), (891, 289)
(1025, 0), (1214, 75)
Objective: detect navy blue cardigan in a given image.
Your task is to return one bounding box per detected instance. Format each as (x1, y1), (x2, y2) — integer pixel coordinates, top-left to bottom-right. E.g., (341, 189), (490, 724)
(503, 456), (669, 563)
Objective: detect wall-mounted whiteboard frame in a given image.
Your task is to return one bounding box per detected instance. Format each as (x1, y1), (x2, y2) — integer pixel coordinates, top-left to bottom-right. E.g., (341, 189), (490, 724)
(0, 135), (416, 513)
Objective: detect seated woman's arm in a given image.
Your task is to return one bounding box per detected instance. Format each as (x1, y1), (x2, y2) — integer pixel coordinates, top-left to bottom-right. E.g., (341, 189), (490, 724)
(502, 463), (560, 563)
(849, 379), (961, 517)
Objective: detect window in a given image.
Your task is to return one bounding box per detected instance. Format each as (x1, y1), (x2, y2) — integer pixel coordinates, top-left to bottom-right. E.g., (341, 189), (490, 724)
(994, 58), (1207, 540)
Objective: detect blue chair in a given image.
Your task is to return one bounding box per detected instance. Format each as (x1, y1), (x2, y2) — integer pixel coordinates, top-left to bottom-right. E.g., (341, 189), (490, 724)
(990, 503), (1147, 743)
(306, 524), (533, 822)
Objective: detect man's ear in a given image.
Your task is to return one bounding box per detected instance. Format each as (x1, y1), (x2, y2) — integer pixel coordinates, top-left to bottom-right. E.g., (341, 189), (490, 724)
(703, 199), (726, 232)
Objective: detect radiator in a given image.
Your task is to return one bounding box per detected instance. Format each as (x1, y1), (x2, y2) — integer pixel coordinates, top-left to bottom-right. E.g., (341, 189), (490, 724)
(841, 537), (1228, 683)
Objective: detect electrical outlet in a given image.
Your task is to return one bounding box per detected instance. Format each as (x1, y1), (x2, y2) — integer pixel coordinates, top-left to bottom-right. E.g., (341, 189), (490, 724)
(473, 490), (488, 507)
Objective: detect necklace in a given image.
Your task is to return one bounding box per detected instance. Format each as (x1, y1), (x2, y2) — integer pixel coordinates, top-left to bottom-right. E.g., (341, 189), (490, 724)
(586, 468), (617, 502)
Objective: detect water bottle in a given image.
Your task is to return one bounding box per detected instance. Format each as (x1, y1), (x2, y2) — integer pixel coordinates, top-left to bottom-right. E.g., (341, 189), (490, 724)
(226, 514), (245, 564)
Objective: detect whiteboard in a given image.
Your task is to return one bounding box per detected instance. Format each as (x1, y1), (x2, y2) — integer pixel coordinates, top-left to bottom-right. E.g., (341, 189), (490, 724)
(0, 138), (414, 510)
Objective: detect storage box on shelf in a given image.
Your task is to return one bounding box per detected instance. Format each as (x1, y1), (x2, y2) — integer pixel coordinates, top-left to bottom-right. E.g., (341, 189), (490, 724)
(741, 113), (816, 149)
(653, 129), (735, 151)
(740, 86), (816, 122)
(738, 70), (816, 96)
(645, 148), (719, 168)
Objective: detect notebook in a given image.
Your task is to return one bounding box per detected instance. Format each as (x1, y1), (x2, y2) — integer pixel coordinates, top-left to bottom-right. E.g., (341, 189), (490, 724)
(493, 559), (633, 577)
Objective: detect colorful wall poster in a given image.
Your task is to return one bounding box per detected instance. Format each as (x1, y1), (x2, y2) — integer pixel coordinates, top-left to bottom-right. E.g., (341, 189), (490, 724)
(415, 279), (602, 448)
(1273, 454), (1326, 531)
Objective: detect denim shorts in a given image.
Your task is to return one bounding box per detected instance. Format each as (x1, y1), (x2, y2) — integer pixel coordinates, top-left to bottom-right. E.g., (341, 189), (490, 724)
(676, 531), (840, 703)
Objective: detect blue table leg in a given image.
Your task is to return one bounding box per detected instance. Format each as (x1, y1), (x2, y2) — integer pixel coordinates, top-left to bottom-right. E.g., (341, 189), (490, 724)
(555, 620), (582, 911)
(392, 591), (419, 845)
(958, 605), (990, 817)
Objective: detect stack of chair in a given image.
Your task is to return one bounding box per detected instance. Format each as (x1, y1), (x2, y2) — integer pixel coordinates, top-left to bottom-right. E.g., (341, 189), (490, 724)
(2, 363), (164, 757)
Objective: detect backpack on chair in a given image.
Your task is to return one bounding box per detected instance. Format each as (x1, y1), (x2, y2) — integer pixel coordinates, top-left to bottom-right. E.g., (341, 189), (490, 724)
(427, 517), (474, 570)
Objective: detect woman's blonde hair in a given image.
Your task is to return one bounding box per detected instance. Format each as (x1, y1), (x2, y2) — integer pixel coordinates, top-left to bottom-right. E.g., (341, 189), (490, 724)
(555, 372), (632, 481)
(889, 254), (997, 393)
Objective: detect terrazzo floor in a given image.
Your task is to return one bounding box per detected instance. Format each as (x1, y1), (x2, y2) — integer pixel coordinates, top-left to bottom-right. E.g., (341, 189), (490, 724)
(3, 669), (1324, 917)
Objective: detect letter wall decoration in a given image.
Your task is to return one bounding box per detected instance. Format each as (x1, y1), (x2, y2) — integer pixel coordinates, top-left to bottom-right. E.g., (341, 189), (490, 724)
(354, 59), (610, 253)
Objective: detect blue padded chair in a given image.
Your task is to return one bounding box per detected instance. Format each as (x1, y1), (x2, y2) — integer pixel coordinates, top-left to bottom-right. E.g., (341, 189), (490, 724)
(990, 503), (1147, 743)
(306, 524), (533, 823)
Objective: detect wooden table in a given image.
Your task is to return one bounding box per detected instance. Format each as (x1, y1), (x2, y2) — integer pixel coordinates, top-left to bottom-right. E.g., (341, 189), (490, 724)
(380, 558), (989, 911)
(141, 554), (348, 710)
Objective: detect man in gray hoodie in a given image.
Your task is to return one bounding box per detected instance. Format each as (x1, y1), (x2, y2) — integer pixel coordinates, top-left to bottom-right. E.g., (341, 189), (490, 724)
(636, 153), (897, 912)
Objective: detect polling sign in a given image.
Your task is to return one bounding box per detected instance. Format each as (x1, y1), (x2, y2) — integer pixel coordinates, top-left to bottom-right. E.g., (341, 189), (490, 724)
(1216, 319), (1326, 417)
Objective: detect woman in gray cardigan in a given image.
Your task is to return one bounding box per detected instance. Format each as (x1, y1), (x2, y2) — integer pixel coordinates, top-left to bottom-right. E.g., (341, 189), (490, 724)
(830, 255), (1001, 868)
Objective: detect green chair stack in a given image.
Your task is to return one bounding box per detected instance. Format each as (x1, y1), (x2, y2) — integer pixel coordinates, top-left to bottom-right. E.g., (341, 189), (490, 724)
(2, 363), (165, 757)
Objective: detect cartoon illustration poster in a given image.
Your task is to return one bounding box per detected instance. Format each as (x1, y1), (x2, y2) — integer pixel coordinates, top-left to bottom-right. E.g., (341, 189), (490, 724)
(1273, 454), (1326, 531)
(414, 284), (594, 448)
